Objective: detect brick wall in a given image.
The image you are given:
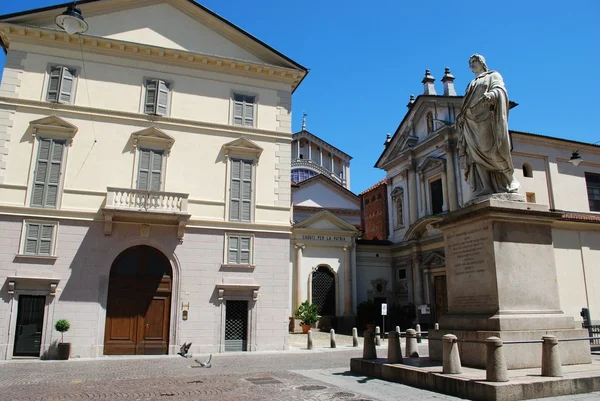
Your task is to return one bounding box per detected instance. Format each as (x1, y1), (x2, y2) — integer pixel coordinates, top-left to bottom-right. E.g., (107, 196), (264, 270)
(359, 180), (388, 240)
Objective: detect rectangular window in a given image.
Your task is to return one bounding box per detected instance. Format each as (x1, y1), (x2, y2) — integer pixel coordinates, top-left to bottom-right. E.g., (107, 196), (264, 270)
(144, 79), (170, 116)
(229, 159), (252, 222)
(233, 94), (255, 127)
(31, 138), (65, 208)
(430, 178), (444, 215)
(585, 172), (600, 212)
(137, 148), (163, 191)
(22, 222), (56, 256)
(227, 234), (252, 265)
(47, 66), (76, 104)
(398, 268), (407, 280)
(526, 192), (536, 203)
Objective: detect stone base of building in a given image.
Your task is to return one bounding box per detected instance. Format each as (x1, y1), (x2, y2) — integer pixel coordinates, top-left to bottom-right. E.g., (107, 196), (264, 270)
(428, 328), (592, 369)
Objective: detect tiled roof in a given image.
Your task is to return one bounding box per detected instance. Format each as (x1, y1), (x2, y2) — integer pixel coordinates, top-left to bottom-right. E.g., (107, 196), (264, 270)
(359, 178), (387, 196)
(561, 213), (600, 223)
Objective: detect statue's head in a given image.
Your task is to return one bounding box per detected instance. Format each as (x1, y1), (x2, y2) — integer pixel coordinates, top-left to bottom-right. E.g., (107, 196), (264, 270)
(469, 54), (488, 73)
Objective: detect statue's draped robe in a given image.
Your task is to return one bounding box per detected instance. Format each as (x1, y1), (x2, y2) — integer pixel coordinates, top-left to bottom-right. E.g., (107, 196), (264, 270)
(458, 70), (519, 197)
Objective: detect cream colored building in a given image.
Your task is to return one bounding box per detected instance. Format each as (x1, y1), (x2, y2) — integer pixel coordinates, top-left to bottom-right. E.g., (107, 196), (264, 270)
(373, 68), (600, 328)
(0, 0), (307, 359)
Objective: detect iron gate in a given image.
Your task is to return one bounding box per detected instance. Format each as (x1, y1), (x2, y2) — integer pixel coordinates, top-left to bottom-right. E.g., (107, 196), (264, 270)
(225, 300), (248, 352)
(312, 266), (335, 316)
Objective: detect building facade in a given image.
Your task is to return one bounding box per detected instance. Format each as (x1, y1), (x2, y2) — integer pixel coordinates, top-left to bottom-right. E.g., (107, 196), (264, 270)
(0, 0), (307, 359)
(370, 68), (600, 327)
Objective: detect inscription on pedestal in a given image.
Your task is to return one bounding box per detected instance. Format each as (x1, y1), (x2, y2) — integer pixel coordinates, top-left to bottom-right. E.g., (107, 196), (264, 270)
(445, 221), (497, 313)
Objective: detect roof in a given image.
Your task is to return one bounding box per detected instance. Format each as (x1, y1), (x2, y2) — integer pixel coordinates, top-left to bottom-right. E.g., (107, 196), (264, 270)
(359, 178), (387, 196)
(293, 130), (352, 160)
(511, 130), (600, 149)
(293, 174), (359, 201)
(0, 0), (309, 89)
(561, 212), (600, 223)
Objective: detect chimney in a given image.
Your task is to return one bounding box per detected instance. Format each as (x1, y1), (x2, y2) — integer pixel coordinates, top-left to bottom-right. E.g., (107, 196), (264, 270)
(406, 94), (415, 109)
(422, 69), (436, 95)
(441, 67), (456, 96)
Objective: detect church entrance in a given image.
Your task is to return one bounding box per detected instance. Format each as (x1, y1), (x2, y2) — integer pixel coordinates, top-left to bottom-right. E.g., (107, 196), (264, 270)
(103, 245), (172, 355)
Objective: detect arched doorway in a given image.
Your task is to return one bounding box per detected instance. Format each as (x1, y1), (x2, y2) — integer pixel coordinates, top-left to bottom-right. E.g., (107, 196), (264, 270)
(311, 266), (336, 316)
(104, 245), (172, 355)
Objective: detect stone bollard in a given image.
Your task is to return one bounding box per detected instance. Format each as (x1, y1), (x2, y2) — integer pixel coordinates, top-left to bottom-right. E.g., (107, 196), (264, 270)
(416, 324), (422, 344)
(307, 329), (313, 350)
(405, 329), (419, 357)
(352, 327), (359, 347)
(387, 331), (403, 363)
(434, 323), (439, 330)
(375, 326), (381, 346)
(395, 326), (401, 334)
(363, 330), (377, 359)
(442, 334), (462, 374)
(541, 335), (562, 377)
(486, 337), (508, 382)
(330, 329), (337, 349)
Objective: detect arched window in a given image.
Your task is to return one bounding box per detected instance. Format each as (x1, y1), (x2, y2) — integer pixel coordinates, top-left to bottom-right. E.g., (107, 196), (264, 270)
(311, 266), (335, 316)
(291, 169), (317, 183)
(522, 163), (533, 178)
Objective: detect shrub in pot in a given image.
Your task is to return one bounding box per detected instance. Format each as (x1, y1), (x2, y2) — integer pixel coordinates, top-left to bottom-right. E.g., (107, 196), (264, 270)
(294, 301), (319, 333)
(55, 319), (71, 360)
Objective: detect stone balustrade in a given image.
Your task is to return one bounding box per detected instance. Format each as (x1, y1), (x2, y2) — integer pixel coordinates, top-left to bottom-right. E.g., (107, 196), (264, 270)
(106, 187), (189, 213)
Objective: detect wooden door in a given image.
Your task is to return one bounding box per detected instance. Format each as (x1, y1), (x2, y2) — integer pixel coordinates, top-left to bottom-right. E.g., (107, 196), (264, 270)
(434, 275), (448, 320)
(104, 246), (172, 355)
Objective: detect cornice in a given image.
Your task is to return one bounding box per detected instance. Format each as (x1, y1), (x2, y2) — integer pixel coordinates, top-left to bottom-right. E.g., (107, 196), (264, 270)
(0, 97), (292, 141)
(0, 23), (306, 91)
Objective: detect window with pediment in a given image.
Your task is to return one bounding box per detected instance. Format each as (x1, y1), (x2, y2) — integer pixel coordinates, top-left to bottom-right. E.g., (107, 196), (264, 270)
(130, 127), (175, 192)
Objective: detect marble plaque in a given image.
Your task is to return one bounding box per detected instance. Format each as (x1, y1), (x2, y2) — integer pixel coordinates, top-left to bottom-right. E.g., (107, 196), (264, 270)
(444, 220), (498, 313)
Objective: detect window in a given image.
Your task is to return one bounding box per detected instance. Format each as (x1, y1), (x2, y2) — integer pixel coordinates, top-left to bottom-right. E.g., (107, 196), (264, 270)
(291, 169), (317, 183)
(522, 163), (533, 178)
(144, 79), (171, 116)
(31, 138), (65, 208)
(430, 178), (444, 215)
(20, 221), (57, 257)
(526, 192), (536, 203)
(46, 66), (76, 104)
(398, 268), (407, 280)
(229, 159), (253, 221)
(585, 172), (600, 212)
(137, 148), (163, 191)
(232, 94), (255, 127)
(226, 234), (253, 265)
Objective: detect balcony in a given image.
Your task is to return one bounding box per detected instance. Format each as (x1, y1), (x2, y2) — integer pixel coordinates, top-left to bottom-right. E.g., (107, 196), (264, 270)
(102, 187), (191, 239)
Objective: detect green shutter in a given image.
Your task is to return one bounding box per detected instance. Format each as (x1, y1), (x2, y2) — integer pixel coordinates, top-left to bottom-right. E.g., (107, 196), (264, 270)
(137, 149), (151, 190)
(32, 138), (64, 208)
(156, 80), (169, 116)
(244, 99), (254, 127)
(47, 67), (61, 102)
(24, 223), (40, 254)
(38, 224), (54, 255)
(233, 94), (255, 127)
(241, 160), (252, 222)
(228, 236), (239, 264)
(150, 151), (162, 191)
(145, 80), (158, 114)
(230, 159), (241, 220)
(240, 237), (250, 264)
(138, 149), (163, 191)
(59, 68), (74, 104)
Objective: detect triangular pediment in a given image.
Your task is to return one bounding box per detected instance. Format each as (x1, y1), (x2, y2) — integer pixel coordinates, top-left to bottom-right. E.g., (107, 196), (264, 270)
(30, 115), (78, 131)
(1, 0), (304, 70)
(29, 115), (78, 140)
(422, 251), (445, 268)
(293, 176), (359, 210)
(294, 210), (359, 233)
(131, 126), (175, 150)
(222, 137), (263, 160)
(417, 156), (444, 172)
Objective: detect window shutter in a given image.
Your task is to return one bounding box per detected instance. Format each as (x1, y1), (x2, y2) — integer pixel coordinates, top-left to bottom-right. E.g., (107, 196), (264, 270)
(228, 236), (239, 264)
(241, 160), (252, 222)
(156, 80), (169, 116)
(244, 103), (254, 127)
(38, 224), (54, 255)
(59, 68), (74, 104)
(32, 139), (51, 207)
(137, 149), (151, 190)
(229, 159), (241, 220)
(45, 140), (64, 208)
(24, 223), (40, 254)
(240, 236), (250, 264)
(145, 80), (158, 114)
(233, 101), (243, 126)
(150, 151), (163, 191)
(47, 67), (61, 102)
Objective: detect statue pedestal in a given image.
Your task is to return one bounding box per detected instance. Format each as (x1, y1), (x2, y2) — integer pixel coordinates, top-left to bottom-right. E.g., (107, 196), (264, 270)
(428, 197), (591, 369)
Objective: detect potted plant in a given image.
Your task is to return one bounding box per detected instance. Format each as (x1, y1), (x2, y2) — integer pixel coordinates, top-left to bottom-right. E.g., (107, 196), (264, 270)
(294, 301), (319, 334)
(55, 319), (71, 360)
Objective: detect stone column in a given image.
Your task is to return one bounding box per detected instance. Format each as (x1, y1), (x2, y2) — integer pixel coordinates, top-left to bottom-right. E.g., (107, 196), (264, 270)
(412, 257), (423, 307)
(441, 169), (448, 212)
(408, 166), (418, 224)
(319, 148), (323, 166)
(343, 246), (352, 315)
(308, 140), (312, 162)
(445, 141), (458, 211)
(294, 244), (305, 309)
(331, 154), (335, 171)
(419, 173), (427, 217)
(296, 140), (300, 160)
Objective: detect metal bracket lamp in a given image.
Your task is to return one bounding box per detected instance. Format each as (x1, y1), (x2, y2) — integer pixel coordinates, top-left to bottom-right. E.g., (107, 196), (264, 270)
(55, 2), (89, 35)
(569, 141), (600, 166)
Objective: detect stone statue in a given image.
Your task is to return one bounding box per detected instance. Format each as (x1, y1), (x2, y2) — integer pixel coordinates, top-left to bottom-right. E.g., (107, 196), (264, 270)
(457, 54), (519, 198)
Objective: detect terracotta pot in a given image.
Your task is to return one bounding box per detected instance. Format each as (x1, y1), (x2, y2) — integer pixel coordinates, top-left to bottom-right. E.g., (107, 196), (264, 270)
(57, 343), (71, 360)
(301, 324), (310, 334)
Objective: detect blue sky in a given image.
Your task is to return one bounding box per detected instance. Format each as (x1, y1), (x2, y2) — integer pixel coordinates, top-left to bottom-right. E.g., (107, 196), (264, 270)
(1, 0), (598, 193)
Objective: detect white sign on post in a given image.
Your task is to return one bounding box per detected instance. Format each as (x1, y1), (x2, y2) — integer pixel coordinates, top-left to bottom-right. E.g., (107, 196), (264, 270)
(381, 303), (387, 316)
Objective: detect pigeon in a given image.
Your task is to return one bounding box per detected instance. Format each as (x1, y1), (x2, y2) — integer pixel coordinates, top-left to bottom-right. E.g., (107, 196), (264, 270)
(194, 354), (212, 368)
(179, 342), (192, 358)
